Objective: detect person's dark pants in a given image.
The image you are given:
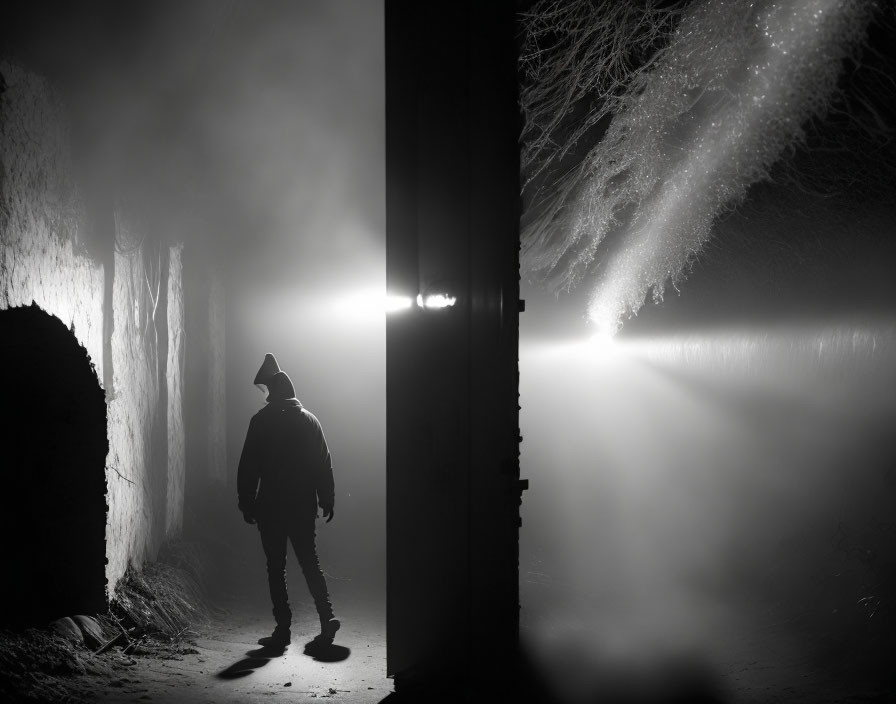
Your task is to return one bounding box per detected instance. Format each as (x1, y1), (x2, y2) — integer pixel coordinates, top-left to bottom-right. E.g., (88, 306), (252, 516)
(258, 515), (334, 629)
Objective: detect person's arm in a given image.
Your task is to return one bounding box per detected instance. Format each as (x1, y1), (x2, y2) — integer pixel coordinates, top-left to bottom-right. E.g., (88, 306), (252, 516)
(237, 416), (261, 523)
(313, 418), (335, 522)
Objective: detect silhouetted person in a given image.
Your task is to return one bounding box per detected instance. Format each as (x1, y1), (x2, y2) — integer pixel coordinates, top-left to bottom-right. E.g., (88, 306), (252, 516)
(237, 353), (340, 648)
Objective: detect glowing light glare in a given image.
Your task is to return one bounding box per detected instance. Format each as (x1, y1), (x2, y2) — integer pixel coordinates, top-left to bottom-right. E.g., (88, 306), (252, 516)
(588, 330), (617, 354)
(385, 295), (413, 313)
(626, 324), (896, 388)
(416, 293), (457, 309)
(332, 291), (456, 319)
(521, 332), (629, 365)
(330, 290), (413, 321)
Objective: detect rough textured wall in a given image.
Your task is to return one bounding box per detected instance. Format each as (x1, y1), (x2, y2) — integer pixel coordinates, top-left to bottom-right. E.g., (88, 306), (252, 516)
(105, 215), (167, 590)
(0, 61), (105, 371)
(1, 60), (190, 598)
(207, 269), (227, 483)
(166, 243), (185, 535)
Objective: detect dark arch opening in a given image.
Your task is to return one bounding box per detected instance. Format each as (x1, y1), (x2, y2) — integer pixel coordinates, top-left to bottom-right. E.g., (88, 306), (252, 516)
(0, 304), (108, 627)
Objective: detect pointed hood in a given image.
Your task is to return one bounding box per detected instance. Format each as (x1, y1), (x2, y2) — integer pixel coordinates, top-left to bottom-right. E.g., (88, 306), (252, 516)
(266, 370), (297, 402)
(253, 353), (281, 386)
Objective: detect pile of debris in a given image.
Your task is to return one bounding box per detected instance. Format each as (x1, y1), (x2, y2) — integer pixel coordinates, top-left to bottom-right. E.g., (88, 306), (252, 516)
(104, 551), (211, 657)
(0, 541), (212, 703)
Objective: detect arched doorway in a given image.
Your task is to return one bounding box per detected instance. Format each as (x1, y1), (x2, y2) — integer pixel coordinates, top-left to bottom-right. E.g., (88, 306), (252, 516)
(0, 304), (108, 626)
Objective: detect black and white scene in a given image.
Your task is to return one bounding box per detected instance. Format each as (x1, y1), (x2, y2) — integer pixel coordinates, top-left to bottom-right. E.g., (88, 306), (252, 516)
(0, 1), (894, 703)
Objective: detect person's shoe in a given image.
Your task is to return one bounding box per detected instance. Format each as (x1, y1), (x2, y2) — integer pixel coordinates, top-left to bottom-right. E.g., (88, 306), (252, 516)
(259, 625), (291, 648)
(318, 617), (340, 643)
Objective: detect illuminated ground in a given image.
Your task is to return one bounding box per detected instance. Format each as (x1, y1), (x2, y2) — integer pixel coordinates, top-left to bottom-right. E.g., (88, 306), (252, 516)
(53, 570), (892, 704)
(92, 596), (390, 703)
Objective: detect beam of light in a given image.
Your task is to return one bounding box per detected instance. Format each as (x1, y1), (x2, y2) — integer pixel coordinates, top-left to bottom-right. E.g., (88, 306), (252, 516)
(587, 330), (618, 359)
(524, 319), (896, 409)
(326, 289), (458, 321)
(416, 293), (457, 309)
(522, 0), (875, 335)
(327, 289), (412, 322)
(623, 322), (896, 394)
(588, 0), (873, 332)
(385, 295), (413, 313)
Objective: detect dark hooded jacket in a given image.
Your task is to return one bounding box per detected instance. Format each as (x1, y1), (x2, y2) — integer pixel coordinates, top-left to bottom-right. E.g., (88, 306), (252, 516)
(237, 370), (335, 521)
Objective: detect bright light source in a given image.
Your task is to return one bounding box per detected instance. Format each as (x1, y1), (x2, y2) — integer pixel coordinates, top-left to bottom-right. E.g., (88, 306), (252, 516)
(331, 290), (456, 319)
(416, 293), (457, 309)
(587, 331), (617, 357)
(385, 295), (413, 313)
(330, 290), (414, 321)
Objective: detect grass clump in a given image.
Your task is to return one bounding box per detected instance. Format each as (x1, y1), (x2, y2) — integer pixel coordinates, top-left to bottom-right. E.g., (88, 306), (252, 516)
(108, 541), (212, 645)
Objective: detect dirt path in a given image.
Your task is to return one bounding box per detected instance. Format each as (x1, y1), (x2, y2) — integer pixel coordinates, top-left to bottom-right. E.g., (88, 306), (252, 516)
(87, 599), (391, 704)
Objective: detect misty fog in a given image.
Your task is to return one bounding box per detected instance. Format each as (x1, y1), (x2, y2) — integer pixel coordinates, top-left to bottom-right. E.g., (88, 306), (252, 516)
(520, 54), (895, 704)
(3, 0), (386, 595)
(4, 1), (895, 701)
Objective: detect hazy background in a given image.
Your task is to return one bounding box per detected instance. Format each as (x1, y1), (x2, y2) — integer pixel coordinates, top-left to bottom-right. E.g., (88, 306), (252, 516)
(516, 4), (896, 700)
(2, 0), (386, 599)
(214, 0), (387, 599)
(5, 2), (895, 699)
(519, 128), (896, 704)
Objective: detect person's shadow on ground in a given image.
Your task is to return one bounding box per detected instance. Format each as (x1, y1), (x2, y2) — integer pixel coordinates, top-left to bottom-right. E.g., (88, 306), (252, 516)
(216, 643), (287, 679)
(303, 637), (350, 662)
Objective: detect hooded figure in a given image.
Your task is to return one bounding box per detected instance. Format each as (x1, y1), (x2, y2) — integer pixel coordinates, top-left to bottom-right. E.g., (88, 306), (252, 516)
(237, 353), (339, 648)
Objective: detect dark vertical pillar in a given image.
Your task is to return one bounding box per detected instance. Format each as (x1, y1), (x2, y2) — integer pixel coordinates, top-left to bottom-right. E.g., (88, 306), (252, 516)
(386, 0), (524, 694)
(468, 4), (526, 672)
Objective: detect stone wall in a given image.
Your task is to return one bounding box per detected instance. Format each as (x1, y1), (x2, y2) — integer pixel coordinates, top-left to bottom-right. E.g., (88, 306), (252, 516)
(0, 62), (105, 370)
(105, 216), (164, 588)
(0, 59), (208, 600)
